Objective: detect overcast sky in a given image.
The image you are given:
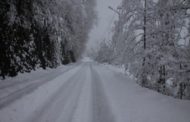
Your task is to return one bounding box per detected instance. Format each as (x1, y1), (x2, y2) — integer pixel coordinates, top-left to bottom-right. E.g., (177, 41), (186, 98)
(86, 0), (122, 51)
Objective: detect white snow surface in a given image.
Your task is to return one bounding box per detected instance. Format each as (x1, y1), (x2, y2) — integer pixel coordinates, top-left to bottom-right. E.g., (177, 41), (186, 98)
(0, 61), (190, 122)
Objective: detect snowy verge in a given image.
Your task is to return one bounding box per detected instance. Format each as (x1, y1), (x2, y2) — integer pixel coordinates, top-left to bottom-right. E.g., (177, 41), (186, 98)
(93, 63), (190, 122)
(0, 65), (81, 122)
(101, 63), (136, 80)
(0, 64), (79, 109)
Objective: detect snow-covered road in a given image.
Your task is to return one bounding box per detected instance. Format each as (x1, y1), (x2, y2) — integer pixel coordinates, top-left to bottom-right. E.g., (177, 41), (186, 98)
(0, 61), (190, 122)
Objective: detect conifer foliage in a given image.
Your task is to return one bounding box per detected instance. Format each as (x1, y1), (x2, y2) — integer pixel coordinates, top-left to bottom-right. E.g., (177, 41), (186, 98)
(0, 0), (96, 79)
(95, 0), (190, 99)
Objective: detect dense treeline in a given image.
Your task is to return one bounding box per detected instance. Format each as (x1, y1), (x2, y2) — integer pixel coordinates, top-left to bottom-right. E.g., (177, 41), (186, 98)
(95, 0), (190, 99)
(0, 0), (96, 79)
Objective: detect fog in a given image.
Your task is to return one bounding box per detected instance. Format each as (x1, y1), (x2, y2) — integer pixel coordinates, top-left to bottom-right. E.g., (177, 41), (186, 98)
(86, 0), (122, 51)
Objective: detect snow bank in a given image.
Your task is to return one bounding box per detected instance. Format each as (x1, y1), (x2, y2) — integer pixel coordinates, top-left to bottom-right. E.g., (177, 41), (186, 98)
(0, 65), (81, 122)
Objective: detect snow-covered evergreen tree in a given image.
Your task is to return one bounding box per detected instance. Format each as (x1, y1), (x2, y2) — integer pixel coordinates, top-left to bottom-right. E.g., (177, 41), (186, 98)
(95, 0), (190, 99)
(0, 0), (96, 78)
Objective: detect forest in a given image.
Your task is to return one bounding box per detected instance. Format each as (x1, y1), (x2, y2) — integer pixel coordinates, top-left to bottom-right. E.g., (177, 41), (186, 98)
(0, 0), (96, 79)
(0, 0), (190, 121)
(0, 0), (190, 99)
(94, 0), (190, 99)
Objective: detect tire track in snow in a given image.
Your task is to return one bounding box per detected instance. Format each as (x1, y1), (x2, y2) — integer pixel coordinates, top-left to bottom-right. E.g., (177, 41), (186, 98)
(0, 64), (80, 110)
(29, 64), (87, 122)
(0, 64), (79, 90)
(90, 63), (116, 122)
(70, 62), (93, 122)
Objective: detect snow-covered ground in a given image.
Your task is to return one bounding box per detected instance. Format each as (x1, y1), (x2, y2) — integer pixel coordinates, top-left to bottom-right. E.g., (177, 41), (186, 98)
(0, 60), (190, 122)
